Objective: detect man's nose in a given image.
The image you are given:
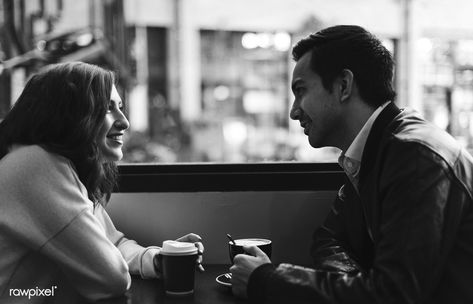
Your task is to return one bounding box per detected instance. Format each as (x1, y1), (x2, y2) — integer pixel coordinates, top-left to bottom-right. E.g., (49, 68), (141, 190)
(290, 104), (301, 121)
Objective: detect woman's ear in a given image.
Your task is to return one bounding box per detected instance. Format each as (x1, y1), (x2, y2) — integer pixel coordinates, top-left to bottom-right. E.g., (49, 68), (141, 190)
(338, 69), (354, 103)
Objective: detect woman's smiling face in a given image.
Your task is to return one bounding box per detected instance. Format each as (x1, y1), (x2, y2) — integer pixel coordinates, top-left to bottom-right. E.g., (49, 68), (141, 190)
(96, 85), (130, 162)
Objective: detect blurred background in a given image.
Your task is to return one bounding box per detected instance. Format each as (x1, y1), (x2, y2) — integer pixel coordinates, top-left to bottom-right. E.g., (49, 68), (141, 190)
(1, 0), (473, 163)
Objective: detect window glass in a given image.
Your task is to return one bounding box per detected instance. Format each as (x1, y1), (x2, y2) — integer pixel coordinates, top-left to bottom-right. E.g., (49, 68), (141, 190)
(1, 0), (473, 163)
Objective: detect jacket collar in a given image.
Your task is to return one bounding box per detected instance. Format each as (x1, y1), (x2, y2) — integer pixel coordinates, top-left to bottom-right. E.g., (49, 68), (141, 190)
(359, 102), (402, 184)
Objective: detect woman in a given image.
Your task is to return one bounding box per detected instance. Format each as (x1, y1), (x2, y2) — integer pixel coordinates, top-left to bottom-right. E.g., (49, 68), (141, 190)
(0, 62), (203, 303)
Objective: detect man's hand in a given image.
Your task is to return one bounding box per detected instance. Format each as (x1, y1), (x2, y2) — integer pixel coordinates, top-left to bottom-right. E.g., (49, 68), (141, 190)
(230, 245), (272, 299)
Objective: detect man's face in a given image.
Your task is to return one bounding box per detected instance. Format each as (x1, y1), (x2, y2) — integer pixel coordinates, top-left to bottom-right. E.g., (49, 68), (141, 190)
(290, 52), (341, 148)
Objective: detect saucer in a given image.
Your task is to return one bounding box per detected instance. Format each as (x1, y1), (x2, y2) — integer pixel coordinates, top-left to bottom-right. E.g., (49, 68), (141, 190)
(216, 273), (232, 287)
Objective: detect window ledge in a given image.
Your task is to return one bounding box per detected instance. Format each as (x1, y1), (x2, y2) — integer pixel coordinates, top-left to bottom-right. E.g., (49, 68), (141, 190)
(117, 162), (344, 192)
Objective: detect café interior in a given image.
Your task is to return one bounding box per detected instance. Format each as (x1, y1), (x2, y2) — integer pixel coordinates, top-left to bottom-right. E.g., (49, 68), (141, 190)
(1, 0), (473, 302)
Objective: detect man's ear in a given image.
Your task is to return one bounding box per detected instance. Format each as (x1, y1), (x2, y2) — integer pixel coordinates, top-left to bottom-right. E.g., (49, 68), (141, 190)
(338, 69), (354, 102)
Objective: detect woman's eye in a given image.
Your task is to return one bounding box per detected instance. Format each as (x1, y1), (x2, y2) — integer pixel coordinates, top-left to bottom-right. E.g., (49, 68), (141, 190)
(108, 103), (123, 112)
(107, 100), (124, 113)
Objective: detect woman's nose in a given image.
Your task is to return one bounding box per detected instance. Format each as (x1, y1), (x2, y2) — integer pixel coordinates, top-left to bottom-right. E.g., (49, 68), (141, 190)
(115, 111), (130, 130)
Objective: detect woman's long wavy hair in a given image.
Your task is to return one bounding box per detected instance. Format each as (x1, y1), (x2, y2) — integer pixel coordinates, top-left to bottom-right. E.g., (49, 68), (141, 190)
(0, 62), (118, 205)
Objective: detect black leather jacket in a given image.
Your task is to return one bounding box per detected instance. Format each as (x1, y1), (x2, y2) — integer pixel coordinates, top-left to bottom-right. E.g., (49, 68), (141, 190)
(248, 103), (473, 304)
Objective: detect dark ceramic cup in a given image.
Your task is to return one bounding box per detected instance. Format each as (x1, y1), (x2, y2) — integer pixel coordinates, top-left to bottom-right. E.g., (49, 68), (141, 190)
(228, 238), (272, 263)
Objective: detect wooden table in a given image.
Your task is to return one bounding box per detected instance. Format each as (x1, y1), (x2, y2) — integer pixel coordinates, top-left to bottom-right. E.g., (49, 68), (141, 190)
(128, 264), (247, 304)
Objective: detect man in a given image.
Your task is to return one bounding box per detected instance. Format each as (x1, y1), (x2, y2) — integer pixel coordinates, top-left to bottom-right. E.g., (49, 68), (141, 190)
(230, 25), (473, 303)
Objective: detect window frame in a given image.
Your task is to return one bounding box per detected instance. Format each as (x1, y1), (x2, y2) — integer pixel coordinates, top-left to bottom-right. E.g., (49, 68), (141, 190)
(117, 162), (344, 192)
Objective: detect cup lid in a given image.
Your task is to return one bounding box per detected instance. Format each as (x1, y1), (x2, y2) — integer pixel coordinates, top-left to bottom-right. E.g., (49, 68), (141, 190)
(161, 240), (198, 255)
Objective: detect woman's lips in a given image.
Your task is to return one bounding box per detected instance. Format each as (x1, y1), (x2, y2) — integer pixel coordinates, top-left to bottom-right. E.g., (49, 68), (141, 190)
(107, 134), (123, 144)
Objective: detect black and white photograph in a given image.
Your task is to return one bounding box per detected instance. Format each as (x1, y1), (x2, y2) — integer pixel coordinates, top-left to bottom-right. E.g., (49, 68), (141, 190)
(1, 0), (473, 303)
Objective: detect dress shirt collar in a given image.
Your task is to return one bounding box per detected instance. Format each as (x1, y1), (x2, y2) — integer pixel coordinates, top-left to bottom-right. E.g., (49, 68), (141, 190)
(344, 101), (391, 163)
(338, 101), (391, 187)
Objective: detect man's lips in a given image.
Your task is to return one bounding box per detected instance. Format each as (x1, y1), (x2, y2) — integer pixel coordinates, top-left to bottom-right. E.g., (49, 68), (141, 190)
(300, 121), (310, 134)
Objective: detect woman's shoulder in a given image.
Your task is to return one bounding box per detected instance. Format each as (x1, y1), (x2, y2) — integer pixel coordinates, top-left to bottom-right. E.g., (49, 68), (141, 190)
(0, 144), (89, 201)
(1, 144), (76, 181)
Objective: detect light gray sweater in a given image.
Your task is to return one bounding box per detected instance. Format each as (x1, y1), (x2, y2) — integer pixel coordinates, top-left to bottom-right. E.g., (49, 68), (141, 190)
(0, 145), (160, 303)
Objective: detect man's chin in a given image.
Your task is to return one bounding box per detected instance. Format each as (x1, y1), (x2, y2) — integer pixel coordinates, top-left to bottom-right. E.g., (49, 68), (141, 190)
(306, 131), (317, 147)
(308, 135), (329, 149)
(308, 137), (321, 148)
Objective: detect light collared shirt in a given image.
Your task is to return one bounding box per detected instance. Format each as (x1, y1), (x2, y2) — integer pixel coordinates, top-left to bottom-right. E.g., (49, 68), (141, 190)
(338, 101), (391, 191)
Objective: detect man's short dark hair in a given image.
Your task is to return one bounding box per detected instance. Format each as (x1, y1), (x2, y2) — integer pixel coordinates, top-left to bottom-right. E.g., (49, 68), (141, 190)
(292, 25), (396, 107)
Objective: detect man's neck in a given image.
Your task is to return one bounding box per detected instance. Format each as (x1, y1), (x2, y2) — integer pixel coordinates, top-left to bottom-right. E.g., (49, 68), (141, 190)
(338, 100), (376, 152)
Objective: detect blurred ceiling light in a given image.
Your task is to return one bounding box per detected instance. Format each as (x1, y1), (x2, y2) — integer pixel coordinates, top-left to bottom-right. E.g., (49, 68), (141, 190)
(418, 38), (433, 54)
(242, 33), (258, 49)
(242, 31), (291, 51)
(76, 33), (94, 47)
(223, 119), (248, 146)
(213, 85), (230, 101)
(257, 33), (272, 48)
(273, 32), (291, 51)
